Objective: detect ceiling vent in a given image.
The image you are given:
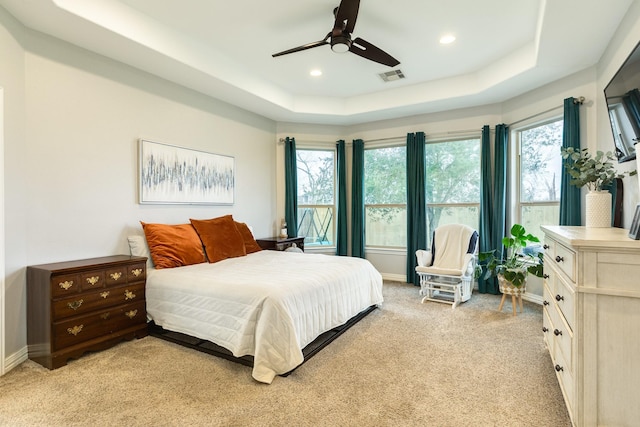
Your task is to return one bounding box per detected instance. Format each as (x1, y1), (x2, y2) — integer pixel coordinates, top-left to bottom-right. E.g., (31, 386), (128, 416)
(379, 69), (405, 82)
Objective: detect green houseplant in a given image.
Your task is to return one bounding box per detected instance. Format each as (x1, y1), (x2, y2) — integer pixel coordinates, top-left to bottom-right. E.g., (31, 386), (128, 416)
(477, 224), (544, 288)
(560, 147), (636, 191)
(561, 147), (637, 227)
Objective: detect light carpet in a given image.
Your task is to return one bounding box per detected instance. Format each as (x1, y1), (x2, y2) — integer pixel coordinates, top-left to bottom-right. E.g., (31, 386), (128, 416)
(0, 281), (571, 426)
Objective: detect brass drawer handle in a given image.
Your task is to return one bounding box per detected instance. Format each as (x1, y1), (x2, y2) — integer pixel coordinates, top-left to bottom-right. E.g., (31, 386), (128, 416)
(131, 268), (143, 277)
(100, 291), (110, 299)
(125, 309), (138, 319)
(67, 325), (83, 336)
(67, 299), (83, 310)
(86, 276), (100, 286)
(124, 290), (136, 300)
(59, 280), (74, 291)
(110, 272), (122, 281)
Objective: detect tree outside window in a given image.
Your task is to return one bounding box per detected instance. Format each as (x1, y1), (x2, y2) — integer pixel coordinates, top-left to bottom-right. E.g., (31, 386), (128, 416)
(296, 149), (335, 246)
(425, 138), (481, 246)
(518, 119), (563, 242)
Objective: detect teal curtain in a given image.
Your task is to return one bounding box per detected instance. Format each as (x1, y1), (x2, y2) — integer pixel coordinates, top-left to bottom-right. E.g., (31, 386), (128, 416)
(492, 124), (508, 264)
(284, 137), (298, 237)
(406, 132), (426, 285)
(479, 124), (508, 295)
(351, 139), (365, 258)
(478, 125), (497, 293)
(336, 140), (348, 255)
(559, 97), (582, 226)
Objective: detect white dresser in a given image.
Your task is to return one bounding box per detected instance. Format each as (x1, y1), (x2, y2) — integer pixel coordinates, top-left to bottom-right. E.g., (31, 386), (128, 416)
(541, 226), (640, 427)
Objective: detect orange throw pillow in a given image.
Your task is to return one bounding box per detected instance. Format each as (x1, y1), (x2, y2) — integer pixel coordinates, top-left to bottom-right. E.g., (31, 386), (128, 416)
(235, 221), (262, 254)
(190, 215), (247, 263)
(140, 222), (206, 269)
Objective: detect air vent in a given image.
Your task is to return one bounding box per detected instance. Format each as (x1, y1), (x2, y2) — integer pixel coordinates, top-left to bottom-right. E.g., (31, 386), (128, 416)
(379, 69), (405, 82)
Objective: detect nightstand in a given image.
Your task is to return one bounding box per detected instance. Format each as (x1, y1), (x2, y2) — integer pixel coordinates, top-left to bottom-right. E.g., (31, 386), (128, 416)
(256, 236), (305, 252)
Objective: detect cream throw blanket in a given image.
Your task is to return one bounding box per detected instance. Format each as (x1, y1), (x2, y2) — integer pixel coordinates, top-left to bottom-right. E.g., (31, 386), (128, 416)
(416, 224), (476, 276)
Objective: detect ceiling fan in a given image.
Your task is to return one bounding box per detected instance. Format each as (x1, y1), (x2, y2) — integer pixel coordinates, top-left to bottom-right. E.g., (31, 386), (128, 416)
(272, 0), (400, 67)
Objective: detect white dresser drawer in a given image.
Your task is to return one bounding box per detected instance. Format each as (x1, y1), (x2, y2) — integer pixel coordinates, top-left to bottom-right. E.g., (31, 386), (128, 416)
(552, 241), (576, 283)
(554, 274), (575, 332)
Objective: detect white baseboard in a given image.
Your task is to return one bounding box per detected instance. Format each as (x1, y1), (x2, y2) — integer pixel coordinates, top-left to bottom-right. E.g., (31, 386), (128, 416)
(381, 273), (407, 283)
(4, 346), (28, 373)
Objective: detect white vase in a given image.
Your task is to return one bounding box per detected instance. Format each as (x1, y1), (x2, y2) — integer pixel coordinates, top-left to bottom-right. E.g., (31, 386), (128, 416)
(585, 190), (612, 228)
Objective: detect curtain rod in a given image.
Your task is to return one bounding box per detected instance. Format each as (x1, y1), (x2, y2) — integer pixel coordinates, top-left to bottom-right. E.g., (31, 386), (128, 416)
(278, 97), (585, 143)
(506, 96), (584, 128)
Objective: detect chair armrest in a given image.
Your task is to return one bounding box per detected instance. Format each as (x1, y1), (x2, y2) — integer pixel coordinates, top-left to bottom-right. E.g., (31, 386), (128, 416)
(462, 253), (475, 276)
(416, 250), (433, 267)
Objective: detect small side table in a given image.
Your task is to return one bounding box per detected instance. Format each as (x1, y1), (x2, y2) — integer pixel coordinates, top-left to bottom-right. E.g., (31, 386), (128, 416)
(256, 236), (305, 252)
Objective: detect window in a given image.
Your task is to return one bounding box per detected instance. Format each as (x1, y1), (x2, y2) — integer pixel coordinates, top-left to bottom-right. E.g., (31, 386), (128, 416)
(364, 146), (406, 248)
(296, 149), (336, 246)
(516, 119), (563, 243)
(425, 138), (481, 246)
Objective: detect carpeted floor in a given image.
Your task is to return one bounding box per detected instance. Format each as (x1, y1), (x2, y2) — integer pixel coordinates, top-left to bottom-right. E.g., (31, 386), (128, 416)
(0, 281), (571, 426)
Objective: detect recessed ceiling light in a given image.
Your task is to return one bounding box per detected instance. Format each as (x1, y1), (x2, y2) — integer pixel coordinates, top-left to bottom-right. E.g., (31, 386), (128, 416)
(439, 34), (456, 45)
(310, 69), (322, 77)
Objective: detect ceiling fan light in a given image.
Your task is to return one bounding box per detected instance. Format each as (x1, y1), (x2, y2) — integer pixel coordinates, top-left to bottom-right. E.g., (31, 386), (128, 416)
(331, 35), (351, 53)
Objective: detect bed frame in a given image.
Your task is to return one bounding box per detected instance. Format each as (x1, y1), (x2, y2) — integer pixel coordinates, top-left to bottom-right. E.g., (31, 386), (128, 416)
(148, 304), (377, 376)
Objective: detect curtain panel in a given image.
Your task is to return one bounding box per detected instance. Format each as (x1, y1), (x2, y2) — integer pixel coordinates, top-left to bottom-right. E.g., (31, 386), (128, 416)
(351, 139), (365, 258)
(284, 137), (298, 238)
(406, 132), (427, 285)
(336, 140), (348, 256)
(559, 97), (582, 226)
(478, 125), (497, 293)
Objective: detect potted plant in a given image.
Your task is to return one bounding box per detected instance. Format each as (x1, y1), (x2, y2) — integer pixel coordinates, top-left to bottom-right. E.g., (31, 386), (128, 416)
(477, 224), (544, 294)
(560, 147), (637, 227)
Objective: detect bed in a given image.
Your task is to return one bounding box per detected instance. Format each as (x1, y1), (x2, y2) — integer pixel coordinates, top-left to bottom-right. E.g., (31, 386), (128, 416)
(129, 216), (384, 384)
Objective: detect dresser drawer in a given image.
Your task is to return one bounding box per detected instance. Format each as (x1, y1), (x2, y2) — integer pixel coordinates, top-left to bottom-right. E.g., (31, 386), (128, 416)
(51, 274), (81, 297)
(53, 282), (146, 320)
(554, 274), (575, 332)
(127, 263), (146, 282)
(53, 301), (146, 350)
(80, 270), (106, 291)
(553, 340), (575, 419)
(551, 241), (575, 283)
(105, 266), (128, 286)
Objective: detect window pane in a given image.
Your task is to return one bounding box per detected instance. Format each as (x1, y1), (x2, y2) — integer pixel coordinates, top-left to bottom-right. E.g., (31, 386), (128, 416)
(296, 149), (335, 246)
(298, 206), (334, 245)
(365, 207), (406, 247)
(520, 121), (563, 203)
(297, 150), (334, 205)
(426, 206), (479, 247)
(425, 139), (480, 204)
(364, 146), (406, 248)
(521, 205), (559, 243)
(364, 147), (406, 204)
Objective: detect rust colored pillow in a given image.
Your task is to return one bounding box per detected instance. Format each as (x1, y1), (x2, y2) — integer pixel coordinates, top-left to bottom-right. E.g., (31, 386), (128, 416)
(140, 222), (206, 269)
(235, 221), (262, 254)
(190, 215), (247, 263)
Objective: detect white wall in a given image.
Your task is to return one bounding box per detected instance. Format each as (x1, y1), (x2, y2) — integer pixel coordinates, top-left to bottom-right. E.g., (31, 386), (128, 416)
(2, 14), (277, 366)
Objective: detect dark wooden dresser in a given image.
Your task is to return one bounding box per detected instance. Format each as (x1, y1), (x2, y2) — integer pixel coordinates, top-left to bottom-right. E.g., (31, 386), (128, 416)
(27, 255), (148, 369)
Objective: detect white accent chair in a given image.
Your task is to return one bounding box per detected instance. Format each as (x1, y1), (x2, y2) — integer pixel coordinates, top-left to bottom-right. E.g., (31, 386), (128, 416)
(415, 224), (478, 309)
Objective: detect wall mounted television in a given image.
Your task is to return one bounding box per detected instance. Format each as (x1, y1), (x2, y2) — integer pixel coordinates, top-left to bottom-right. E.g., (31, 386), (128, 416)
(604, 41), (640, 163)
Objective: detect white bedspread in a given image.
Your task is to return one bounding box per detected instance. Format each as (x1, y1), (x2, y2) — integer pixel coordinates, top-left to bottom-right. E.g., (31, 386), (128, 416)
(145, 250), (384, 383)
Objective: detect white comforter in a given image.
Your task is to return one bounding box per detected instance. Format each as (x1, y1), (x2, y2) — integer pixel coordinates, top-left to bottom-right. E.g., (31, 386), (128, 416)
(145, 250), (384, 383)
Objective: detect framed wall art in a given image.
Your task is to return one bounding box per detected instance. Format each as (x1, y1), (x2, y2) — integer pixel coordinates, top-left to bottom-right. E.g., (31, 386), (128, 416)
(138, 139), (234, 205)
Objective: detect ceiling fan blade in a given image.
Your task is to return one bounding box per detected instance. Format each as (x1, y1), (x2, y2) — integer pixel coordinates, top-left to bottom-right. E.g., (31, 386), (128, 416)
(272, 34), (331, 57)
(350, 37), (400, 67)
(334, 0), (360, 34)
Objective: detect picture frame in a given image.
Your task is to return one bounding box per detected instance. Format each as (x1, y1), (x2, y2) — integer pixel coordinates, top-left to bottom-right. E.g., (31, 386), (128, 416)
(138, 139), (234, 205)
(629, 203), (640, 240)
